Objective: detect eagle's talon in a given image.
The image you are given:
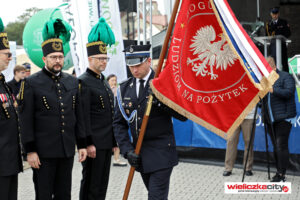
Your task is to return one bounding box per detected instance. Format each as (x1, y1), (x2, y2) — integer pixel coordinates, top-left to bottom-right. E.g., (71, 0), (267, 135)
(192, 64), (208, 77)
(209, 73), (218, 80)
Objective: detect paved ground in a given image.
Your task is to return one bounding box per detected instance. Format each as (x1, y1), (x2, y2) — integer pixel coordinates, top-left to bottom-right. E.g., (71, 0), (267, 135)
(19, 156), (300, 200)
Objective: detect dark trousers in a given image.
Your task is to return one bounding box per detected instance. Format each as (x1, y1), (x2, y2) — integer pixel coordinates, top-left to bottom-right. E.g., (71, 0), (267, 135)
(141, 167), (173, 200)
(269, 120), (292, 175)
(32, 157), (74, 200)
(80, 149), (112, 200)
(0, 175), (18, 200)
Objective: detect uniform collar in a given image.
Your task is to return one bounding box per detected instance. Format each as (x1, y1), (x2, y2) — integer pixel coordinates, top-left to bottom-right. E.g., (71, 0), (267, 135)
(12, 78), (19, 84)
(87, 68), (103, 80)
(42, 67), (62, 80)
(136, 68), (152, 83)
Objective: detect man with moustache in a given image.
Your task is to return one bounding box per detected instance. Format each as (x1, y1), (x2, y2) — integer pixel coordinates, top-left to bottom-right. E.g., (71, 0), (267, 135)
(79, 18), (117, 200)
(19, 18), (87, 200)
(0, 17), (23, 200)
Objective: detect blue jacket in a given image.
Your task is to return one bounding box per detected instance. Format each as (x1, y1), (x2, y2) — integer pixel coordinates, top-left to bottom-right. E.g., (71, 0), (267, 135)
(270, 70), (296, 122)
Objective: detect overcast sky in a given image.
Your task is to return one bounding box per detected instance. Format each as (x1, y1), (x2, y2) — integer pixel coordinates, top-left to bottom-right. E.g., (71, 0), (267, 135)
(0, 0), (63, 25)
(1, 0), (170, 26)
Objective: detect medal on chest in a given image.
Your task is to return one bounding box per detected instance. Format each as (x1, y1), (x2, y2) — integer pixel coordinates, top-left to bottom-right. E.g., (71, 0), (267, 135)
(0, 93), (9, 108)
(0, 93), (11, 118)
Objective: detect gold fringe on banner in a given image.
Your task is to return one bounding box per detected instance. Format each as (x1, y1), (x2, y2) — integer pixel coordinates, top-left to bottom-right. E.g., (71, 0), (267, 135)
(150, 0), (279, 140)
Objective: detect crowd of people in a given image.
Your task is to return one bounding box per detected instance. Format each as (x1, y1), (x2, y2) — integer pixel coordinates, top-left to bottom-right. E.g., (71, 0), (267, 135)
(0, 5), (297, 200)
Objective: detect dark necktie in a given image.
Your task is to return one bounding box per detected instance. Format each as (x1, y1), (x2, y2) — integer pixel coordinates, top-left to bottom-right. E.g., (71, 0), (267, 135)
(138, 79), (145, 99)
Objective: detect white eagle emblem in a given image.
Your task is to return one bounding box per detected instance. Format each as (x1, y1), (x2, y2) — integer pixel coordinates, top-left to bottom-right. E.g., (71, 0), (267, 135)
(187, 25), (237, 80)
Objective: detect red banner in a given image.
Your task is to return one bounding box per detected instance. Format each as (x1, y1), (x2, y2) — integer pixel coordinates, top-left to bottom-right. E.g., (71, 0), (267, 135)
(151, 0), (272, 139)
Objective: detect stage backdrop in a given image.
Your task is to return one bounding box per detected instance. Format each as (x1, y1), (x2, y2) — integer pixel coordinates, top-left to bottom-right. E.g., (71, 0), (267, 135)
(173, 89), (300, 154)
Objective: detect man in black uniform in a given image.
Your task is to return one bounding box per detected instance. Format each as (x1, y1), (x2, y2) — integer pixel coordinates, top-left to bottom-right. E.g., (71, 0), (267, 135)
(113, 45), (187, 200)
(0, 17), (23, 200)
(79, 17), (116, 200)
(19, 18), (87, 200)
(265, 6), (291, 72)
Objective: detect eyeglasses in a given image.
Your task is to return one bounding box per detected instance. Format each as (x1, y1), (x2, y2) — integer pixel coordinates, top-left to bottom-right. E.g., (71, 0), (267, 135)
(91, 57), (110, 62)
(48, 55), (64, 61)
(0, 52), (12, 58)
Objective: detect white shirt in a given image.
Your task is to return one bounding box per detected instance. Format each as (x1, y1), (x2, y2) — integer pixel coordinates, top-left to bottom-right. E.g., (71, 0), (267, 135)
(136, 69), (152, 97)
(272, 19), (278, 24)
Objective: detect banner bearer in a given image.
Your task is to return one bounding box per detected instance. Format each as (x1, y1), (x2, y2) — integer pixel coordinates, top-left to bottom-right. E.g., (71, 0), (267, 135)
(113, 44), (187, 200)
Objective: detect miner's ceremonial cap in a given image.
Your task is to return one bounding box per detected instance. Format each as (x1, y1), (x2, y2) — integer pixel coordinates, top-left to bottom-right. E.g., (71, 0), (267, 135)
(0, 17), (9, 50)
(86, 17), (115, 56)
(41, 11), (72, 57)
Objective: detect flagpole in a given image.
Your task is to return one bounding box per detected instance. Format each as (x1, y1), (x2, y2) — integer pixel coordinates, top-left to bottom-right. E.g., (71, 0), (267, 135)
(155, 0), (180, 78)
(242, 104), (258, 182)
(122, 1), (181, 199)
(137, 0), (140, 44)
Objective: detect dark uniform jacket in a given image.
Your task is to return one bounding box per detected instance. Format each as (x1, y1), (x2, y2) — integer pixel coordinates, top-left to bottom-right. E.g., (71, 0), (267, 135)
(7, 78), (21, 97)
(265, 18), (291, 72)
(78, 68), (116, 149)
(266, 18), (291, 38)
(0, 74), (23, 176)
(19, 68), (86, 158)
(113, 70), (187, 173)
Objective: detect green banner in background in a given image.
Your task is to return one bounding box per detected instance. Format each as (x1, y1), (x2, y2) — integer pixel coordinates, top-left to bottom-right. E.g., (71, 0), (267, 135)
(289, 57), (298, 74)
